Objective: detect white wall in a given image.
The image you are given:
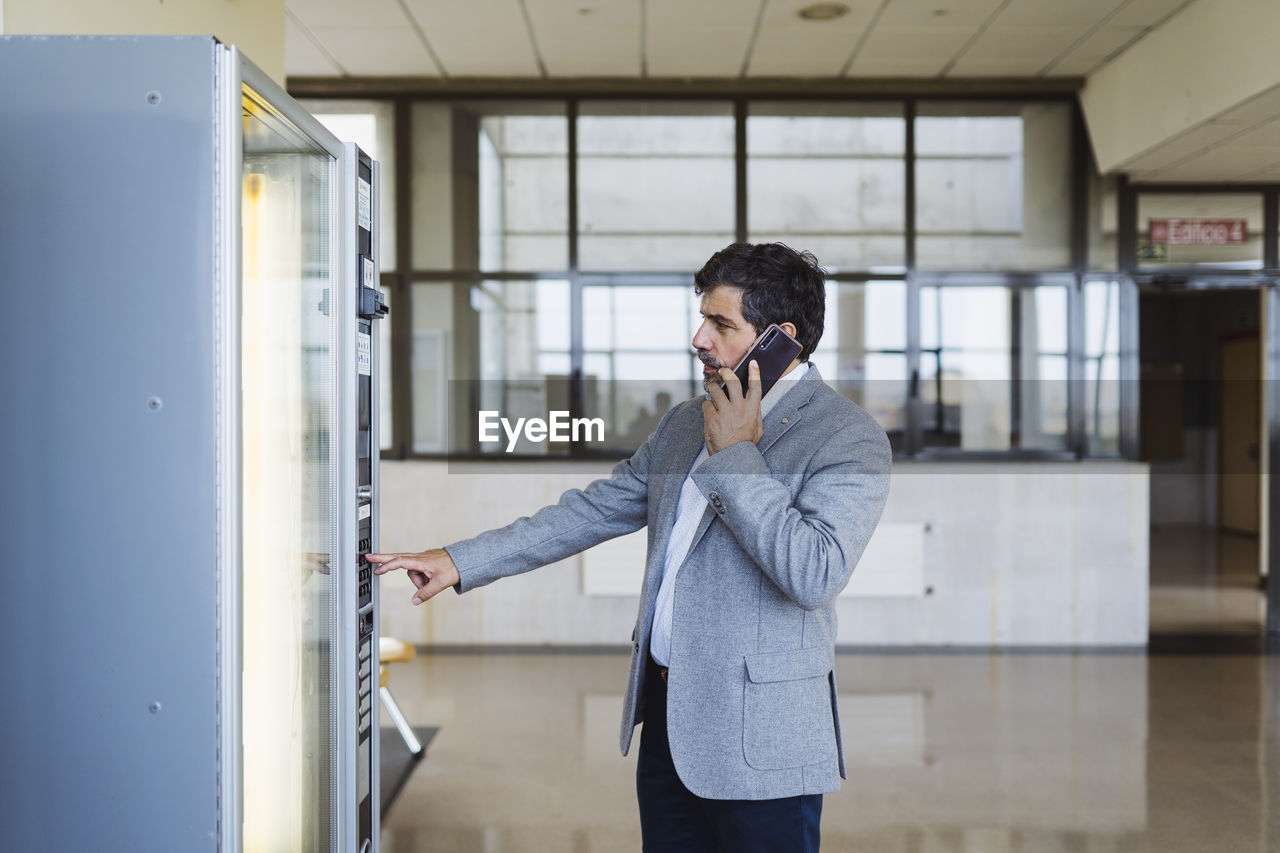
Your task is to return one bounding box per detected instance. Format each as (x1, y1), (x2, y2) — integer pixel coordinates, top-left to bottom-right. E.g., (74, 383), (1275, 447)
(378, 459), (1149, 648)
(0, 0), (285, 84)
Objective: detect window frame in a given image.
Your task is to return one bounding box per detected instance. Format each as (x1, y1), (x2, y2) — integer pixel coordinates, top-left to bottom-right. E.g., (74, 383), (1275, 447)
(285, 84), (1280, 463)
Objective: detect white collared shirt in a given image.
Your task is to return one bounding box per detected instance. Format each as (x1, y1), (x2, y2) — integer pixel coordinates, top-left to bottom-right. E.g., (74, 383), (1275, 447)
(648, 361), (812, 667)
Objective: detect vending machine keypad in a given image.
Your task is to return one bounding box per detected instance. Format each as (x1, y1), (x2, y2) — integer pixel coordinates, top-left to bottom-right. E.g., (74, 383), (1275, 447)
(353, 151), (386, 852)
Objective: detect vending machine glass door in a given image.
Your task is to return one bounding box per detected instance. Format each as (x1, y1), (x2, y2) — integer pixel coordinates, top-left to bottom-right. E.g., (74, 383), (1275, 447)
(239, 81), (340, 853)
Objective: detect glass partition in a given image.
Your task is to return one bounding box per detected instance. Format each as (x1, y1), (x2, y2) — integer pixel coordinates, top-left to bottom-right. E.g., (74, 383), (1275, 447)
(810, 281), (908, 451)
(1085, 279), (1122, 456)
(577, 101), (734, 271)
(916, 102), (1072, 270)
(474, 279), (573, 455)
(582, 283), (701, 450)
(301, 99), (397, 272)
(410, 101), (569, 272)
(240, 85), (337, 853)
(377, 92), (1119, 460)
(920, 283), (1069, 451)
(747, 102), (906, 272)
(411, 279), (573, 455)
(478, 105), (569, 271)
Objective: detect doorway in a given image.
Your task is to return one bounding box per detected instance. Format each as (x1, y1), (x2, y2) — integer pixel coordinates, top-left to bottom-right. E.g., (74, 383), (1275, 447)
(1139, 287), (1267, 637)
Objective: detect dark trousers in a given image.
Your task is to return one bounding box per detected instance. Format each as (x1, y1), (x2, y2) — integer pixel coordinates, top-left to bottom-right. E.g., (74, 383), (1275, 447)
(636, 657), (822, 852)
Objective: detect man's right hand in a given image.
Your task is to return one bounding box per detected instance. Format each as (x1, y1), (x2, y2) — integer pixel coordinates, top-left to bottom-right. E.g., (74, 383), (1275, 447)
(367, 548), (460, 605)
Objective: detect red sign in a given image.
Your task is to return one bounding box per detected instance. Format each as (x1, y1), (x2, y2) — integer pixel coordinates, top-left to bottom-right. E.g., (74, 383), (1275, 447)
(1149, 218), (1247, 245)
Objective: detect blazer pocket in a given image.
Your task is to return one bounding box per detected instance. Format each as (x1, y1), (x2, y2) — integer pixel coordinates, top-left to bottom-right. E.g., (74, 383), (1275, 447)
(742, 647), (835, 771)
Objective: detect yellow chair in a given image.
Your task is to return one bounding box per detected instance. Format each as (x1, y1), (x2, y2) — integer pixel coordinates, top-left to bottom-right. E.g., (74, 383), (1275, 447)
(378, 637), (422, 755)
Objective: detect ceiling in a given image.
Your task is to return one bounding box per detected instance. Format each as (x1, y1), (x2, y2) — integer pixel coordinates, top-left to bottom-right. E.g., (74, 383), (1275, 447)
(1119, 83), (1280, 183)
(284, 0), (1280, 183)
(284, 0), (1195, 80)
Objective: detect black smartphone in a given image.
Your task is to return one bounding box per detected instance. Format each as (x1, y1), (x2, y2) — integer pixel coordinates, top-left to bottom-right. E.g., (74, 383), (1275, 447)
(718, 324), (803, 399)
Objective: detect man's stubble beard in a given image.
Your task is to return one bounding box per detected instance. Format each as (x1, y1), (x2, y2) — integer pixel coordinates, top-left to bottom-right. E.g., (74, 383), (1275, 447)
(696, 350), (724, 393)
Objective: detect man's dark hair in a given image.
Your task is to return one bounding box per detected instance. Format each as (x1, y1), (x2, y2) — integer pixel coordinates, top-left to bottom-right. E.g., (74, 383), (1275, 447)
(694, 242), (826, 361)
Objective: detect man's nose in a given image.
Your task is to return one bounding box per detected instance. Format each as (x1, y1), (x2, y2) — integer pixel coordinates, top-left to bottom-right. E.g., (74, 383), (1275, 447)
(691, 320), (712, 352)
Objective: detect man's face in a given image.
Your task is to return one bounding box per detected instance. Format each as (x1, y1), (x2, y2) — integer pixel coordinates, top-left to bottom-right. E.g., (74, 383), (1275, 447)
(692, 285), (757, 391)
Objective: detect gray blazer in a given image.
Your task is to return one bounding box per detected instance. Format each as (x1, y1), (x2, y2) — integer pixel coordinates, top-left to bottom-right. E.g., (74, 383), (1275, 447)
(445, 366), (892, 799)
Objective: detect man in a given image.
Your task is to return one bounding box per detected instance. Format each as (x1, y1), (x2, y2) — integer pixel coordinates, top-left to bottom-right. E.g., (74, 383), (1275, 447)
(369, 242), (891, 852)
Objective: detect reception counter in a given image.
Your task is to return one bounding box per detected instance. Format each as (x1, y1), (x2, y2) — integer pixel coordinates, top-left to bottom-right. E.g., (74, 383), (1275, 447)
(378, 459), (1149, 648)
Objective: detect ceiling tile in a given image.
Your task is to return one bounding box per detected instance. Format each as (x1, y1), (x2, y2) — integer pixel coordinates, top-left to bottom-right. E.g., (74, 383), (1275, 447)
(1077, 1), (1195, 75)
(747, 0), (879, 77)
(995, 0), (1129, 28)
(287, 0), (411, 30)
(285, 14), (343, 76)
(1122, 121), (1249, 171)
(1108, 0), (1194, 28)
(310, 26), (440, 76)
(647, 0), (756, 77)
(848, 56), (950, 76)
(957, 27), (1082, 61)
(1045, 56), (1099, 76)
(1149, 157), (1264, 183)
(948, 26), (1079, 75)
(1215, 119), (1280, 150)
(524, 0), (641, 76)
(848, 26), (972, 77)
(852, 25), (973, 56)
(876, 0), (1008, 29)
(1129, 127), (1280, 181)
(403, 0), (539, 75)
(1041, 23), (1145, 75)
(1213, 84), (1280, 125)
(948, 58), (1058, 76)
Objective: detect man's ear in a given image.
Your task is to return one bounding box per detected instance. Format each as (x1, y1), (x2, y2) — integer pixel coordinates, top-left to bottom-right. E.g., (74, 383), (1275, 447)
(780, 322), (798, 340)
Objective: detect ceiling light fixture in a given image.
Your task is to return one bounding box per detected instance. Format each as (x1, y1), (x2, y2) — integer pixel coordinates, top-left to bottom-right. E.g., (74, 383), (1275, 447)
(796, 3), (850, 21)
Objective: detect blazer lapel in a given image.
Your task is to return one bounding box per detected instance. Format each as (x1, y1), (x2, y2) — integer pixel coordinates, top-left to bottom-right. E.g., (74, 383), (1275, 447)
(755, 368), (822, 456)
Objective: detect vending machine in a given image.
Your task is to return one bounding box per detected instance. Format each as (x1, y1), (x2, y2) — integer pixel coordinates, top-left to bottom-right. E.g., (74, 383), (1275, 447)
(0, 36), (387, 852)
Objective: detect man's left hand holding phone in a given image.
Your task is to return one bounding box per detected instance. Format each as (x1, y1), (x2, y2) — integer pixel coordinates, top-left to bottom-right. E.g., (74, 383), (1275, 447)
(704, 359), (764, 455)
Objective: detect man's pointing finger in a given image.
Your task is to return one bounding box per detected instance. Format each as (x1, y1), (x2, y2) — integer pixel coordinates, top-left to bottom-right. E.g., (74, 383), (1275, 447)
(369, 554), (404, 574)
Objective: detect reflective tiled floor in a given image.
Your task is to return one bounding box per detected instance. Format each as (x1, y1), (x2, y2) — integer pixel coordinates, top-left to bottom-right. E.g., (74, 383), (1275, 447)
(1149, 526), (1266, 635)
(380, 649), (1280, 853)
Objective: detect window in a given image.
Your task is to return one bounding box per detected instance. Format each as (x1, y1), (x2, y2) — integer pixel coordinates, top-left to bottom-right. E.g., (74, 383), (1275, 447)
(577, 102), (735, 272)
(335, 90), (1116, 461)
(582, 284), (701, 449)
(747, 102), (906, 272)
(412, 102), (569, 272)
(810, 282), (907, 451)
(302, 99), (397, 271)
(1084, 279), (1122, 456)
(920, 284), (1069, 452)
(916, 103), (1072, 271)
(478, 107), (569, 271)
(411, 280), (571, 455)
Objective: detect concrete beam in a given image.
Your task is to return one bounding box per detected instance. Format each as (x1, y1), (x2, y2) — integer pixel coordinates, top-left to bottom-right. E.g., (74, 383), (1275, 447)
(1080, 0), (1280, 174)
